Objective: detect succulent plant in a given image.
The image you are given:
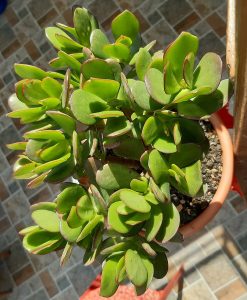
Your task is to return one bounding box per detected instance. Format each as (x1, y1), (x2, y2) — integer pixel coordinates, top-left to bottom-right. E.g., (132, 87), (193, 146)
(7, 7), (230, 297)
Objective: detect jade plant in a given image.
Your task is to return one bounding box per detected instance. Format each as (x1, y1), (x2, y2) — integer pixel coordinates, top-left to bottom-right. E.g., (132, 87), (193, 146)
(7, 7), (229, 297)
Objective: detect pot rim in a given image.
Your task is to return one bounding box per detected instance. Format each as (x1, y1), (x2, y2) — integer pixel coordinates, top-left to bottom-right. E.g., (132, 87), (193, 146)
(179, 113), (234, 238)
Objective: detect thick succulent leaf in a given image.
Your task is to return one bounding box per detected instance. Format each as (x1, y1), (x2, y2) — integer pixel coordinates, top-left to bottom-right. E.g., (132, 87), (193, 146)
(125, 249), (148, 287)
(163, 32), (199, 84)
(56, 22), (78, 37)
(45, 27), (73, 50)
(104, 116), (132, 137)
(67, 206), (85, 228)
(125, 212), (150, 225)
(148, 149), (170, 184)
(117, 204), (135, 215)
(173, 121), (182, 145)
(156, 203), (180, 242)
(111, 10), (139, 41)
(31, 210), (60, 232)
(55, 34), (82, 52)
(129, 40), (156, 65)
(60, 218), (82, 242)
(145, 205), (163, 241)
(145, 68), (171, 104)
(14, 64), (47, 80)
(145, 192), (159, 205)
(58, 51), (81, 74)
(172, 86), (211, 104)
(130, 179), (148, 194)
(108, 201), (132, 233)
(34, 153), (71, 174)
(7, 141), (27, 151)
(73, 7), (92, 47)
(42, 77), (65, 99)
(103, 42), (130, 61)
(39, 97), (60, 109)
(169, 143), (202, 168)
(100, 240), (130, 256)
(56, 184), (86, 214)
(149, 50), (164, 72)
(135, 256), (154, 295)
(120, 189), (151, 213)
(90, 29), (109, 58)
(13, 160), (36, 179)
(23, 229), (62, 254)
(153, 135), (177, 154)
(30, 201), (56, 212)
(24, 129), (65, 141)
(164, 61), (181, 94)
(115, 256), (127, 283)
(90, 184), (108, 215)
(140, 150), (149, 170)
(96, 163), (139, 190)
(46, 111), (75, 135)
(76, 195), (95, 221)
(193, 52), (222, 93)
(90, 111), (124, 118)
(19, 225), (39, 236)
(177, 79), (230, 118)
(183, 52), (195, 89)
(113, 137), (145, 160)
(70, 89), (107, 125)
(128, 79), (161, 111)
(184, 160), (203, 196)
(135, 48), (152, 80)
(39, 140), (70, 162)
(152, 252), (168, 279)
(100, 255), (120, 297)
(45, 157), (75, 183)
(25, 139), (48, 163)
(83, 78), (120, 100)
(60, 242), (73, 266)
(7, 107), (46, 124)
(142, 116), (162, 145)
(61, 69), (70, 108)
(76, 214), (104, 242)
(149, 178), (168, 203)
(27, 172), (49, 189)
(81, 58), (114, 80)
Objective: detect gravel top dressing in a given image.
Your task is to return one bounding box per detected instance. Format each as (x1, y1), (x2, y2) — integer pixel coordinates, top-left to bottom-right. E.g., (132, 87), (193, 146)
(171, 121), (223, 225)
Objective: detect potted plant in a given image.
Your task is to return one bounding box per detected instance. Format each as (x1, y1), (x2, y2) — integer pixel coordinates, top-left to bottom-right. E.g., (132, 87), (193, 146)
(6, 7), (233, 297)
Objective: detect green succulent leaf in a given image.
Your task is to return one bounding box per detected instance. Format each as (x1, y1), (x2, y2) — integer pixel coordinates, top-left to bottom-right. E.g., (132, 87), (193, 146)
(14, 64), (47, 80)
(76, 214), (104, 242)
(46, 111), (76, 135)
(56, 184), (86, 214)
(128, 79), (161, 111)
(67, 206), (85, 228)
(73, 7), (92, 47)
(55, 34), (82, 52)
(96, 163), (139, 190)
(145, 68), (171, 105)
(193, 52), (222, 93)
(60, 218), (82, 242)
(111, 10), (139, 41)
(153, 135), (177, 154)
(125, 249), (148, 287)
(58, 51), (81, 74)
(148, 149), (170, 184)
(100, 255), (120, 297)
(135, 255), (154, 295)
(120, 189), (151, 213)
(113, 137), (145, 160)
(83, 78), (120, 100)
(142, 116), (162, 145)
(169, 143), (202, 168)
(30, 201), (57, 212)
(31, 209), (60, 232)
(163, 31), (199, 85)
(45, 27), (73, 50)
(82, 58), (114, 80)
(163, 61), (181, 94)
(145, 204), (163, 241)
(130, 179), (148, 194)
(60, 242), (73, 266)
(183, 52), (195, 89)
(90, 29), (109, 58)
(70, 89), (107, 125)
(156, 203), (180, 242)
(177, 79), (229, 118)
(115, 256), (127, 283)
(104, 116), (132, 138)
(76, 194), (95, 221)
(103, 42), (130, 61)
(135, 48), (152, 80)
(125, 212), (150, 225)
(108, 201), (132, 233)
(24, 129), (65, 141)
(61, 69), (71, 109)
(117, 204), (135, 215)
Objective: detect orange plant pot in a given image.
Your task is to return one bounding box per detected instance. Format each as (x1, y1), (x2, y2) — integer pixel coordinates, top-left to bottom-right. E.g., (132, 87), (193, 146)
(179, 113), (234, 238)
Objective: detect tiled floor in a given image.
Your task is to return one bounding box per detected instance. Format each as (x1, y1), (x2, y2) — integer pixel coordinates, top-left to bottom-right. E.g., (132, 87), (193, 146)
(1, 0), (246, 299)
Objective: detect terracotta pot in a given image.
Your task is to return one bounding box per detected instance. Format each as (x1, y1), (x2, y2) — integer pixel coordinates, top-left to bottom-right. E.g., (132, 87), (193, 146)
(179, 113), (234, 238)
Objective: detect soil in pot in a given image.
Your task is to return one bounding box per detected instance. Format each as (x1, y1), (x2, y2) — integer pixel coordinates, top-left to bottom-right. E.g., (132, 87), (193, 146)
(171, 121), (223, 225)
